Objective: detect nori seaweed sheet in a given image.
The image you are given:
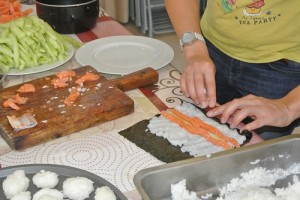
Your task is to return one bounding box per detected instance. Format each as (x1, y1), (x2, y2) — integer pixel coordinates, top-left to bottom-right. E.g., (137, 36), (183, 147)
(118, 118), (193, 163)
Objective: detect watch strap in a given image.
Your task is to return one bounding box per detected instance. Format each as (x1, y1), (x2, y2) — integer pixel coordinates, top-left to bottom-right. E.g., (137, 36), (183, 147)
(179, 32), (206, 53)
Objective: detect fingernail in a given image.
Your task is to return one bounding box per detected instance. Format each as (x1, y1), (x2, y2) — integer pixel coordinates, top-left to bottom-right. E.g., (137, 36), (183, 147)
(221, 117), (226, 124)
(194, 100), (200, 105)
(200, 102), (207, 108)
(206, 111), (212, 117)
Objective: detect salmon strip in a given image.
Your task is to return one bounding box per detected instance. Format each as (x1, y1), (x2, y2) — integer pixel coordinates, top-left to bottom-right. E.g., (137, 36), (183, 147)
(64, 87), (80, 106)
(161, 109), (240, 150)
(16, 83), (35, 93)
(161, 111), (232, 150)
(3, 99), (20, 110)
(169, 109), (240, 148)
(55, 70), (76, 80)
(75, 72), (100, 85)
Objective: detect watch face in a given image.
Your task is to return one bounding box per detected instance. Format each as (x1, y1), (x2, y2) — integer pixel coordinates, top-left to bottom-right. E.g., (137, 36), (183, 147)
(182, 32), (195, 44)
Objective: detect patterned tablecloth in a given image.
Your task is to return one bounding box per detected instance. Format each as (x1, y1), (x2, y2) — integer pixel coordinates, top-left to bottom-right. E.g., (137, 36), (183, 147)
(0, 7), (264, 200)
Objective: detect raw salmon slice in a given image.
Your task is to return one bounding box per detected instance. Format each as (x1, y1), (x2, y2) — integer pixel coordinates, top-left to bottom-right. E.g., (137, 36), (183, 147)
(14, 93), (28, 104)
(64, 87), (80, 106)
(3, 99), (20, 110)
(75, 72), (100, 85)
(55, 70), (76, 79)
(16, 83), (35, 93)
(51, 78), (69, 88)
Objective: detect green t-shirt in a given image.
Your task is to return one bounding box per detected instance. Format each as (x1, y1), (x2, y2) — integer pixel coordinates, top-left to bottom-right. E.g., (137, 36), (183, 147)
(201, 0), (300, 63)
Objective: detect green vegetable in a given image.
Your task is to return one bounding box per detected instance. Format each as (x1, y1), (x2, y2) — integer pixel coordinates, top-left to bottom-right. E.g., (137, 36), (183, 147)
(0, 16), (82, 72)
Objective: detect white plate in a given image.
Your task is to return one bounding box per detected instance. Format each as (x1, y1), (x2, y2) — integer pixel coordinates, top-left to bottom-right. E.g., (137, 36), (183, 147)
(75, 36), (174, 75)
(7, 46), (74, 76)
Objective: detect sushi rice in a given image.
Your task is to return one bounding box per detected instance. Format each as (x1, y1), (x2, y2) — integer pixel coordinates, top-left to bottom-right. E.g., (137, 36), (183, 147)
(63, 176), (94, 200)
(2, 170), (30, 199)
(2, 169), (119, 200)
(32, 188), (63, 200)
(10, 191), (31, 200)
(33, 170), (59, 189)
(94, 186), (117, 200)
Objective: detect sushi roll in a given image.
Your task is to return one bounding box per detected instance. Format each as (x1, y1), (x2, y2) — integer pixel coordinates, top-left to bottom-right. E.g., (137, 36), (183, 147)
(63, 176), (94, 200)
(2, 170), (30, 199)
(10, 191), (31, 200)
(95, 186), (117, 200)
(33, 188), (63, 200)
(33, 170), (59, 189)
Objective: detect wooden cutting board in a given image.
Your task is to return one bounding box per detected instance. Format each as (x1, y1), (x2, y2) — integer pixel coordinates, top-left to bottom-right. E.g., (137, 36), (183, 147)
(0, 66), (158, 150)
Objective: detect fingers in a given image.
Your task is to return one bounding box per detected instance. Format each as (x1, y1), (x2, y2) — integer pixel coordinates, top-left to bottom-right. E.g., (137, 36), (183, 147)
(193, 72), (207, 106)
(180, 68), (206, 105)
(180, 66), (216, 108)
(227, 107), (254, 129)
(207, 96), (273, 131)
(242, 119), (265, 131)
(205, 74), (216, 108)
(207, 97), (254, 119)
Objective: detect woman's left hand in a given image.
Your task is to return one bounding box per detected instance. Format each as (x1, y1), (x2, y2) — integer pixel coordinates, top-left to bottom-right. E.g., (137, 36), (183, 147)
(206, 94), (290, 131)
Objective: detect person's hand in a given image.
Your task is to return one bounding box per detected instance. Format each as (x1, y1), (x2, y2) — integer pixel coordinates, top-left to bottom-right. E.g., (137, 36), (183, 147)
(206, 94), (291, 131)
(180, 42), (216, 108)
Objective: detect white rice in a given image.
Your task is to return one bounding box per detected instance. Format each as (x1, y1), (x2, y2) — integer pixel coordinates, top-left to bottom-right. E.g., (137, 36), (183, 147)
(217, 186), (280, 200)
(36, 194), (61, 200)
(33, 170), (59, 189)
(63, 176), (94, 200)
(218, 164), (300, 196)
(171, 163), (300, 200)
(148, 102), (246, 157)
(10, 191), (31, 200)
(171, 179), (199, 200)
(32, 188), (63, 200)
(2, 169), (30, 199)
(94, 186), (117, 200)
(217, 163), (300, 200)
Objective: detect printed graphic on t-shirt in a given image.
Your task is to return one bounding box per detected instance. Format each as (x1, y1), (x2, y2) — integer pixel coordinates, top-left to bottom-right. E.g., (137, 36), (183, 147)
(218, 0), (281, 25)
(219, 0), (265, 15)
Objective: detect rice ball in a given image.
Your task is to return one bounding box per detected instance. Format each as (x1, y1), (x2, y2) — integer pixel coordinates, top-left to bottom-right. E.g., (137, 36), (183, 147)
(95, 186), (117, 200)
(37, 194), (61, 200)
(11, 191), (31, 200)
(33, 188), (63, 200)
(2, 170), (30, 199)
(63, 176), (94, 200)
(33, 170), (59, 189)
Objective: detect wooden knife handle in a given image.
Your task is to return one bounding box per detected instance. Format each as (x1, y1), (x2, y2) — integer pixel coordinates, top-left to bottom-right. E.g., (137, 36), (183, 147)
(109, 67), (159, 92)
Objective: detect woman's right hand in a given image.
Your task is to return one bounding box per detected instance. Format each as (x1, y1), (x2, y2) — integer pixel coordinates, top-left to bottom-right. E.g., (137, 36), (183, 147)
(180, 42), (217, 108)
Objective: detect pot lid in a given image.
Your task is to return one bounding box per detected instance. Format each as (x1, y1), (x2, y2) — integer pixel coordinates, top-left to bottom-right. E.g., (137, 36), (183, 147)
(35, 0), (97, 5)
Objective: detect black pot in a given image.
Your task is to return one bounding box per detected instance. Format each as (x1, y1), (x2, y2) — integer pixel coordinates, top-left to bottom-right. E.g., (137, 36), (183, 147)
(35, 0), (99, 34)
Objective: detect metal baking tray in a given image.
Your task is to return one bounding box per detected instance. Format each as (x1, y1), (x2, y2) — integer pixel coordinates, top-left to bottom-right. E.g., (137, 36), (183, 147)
(0, 164), (127, 200)
(134, 134), (300, 200)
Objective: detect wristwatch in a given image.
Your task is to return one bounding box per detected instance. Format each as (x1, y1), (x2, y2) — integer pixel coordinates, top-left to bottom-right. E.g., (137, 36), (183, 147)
(179, 32), (206, 53)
